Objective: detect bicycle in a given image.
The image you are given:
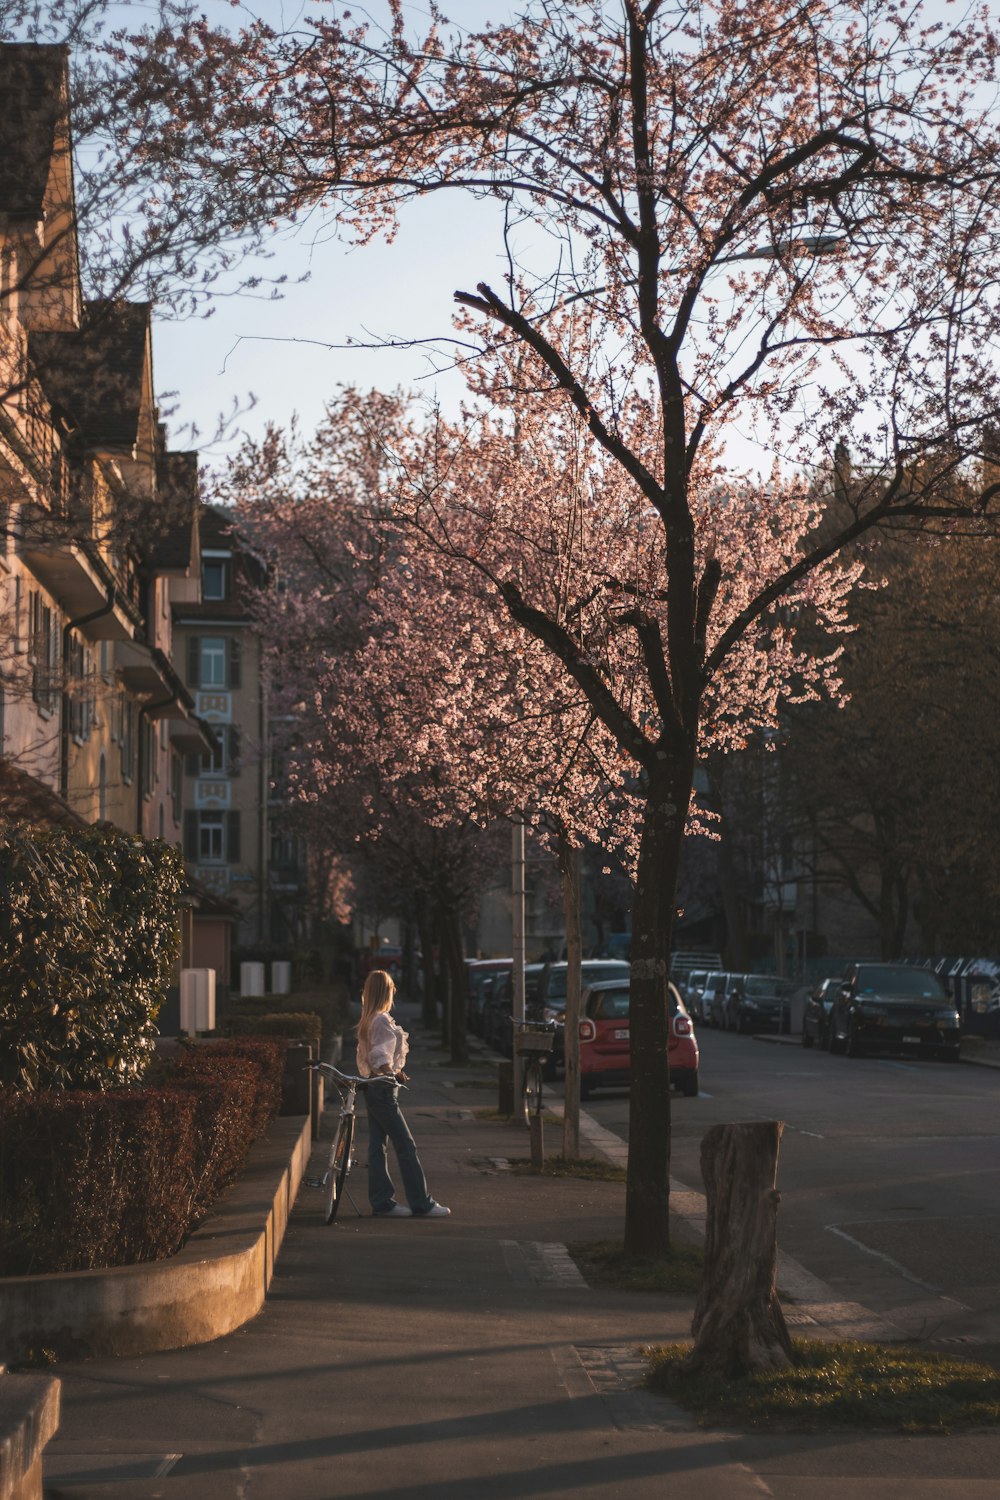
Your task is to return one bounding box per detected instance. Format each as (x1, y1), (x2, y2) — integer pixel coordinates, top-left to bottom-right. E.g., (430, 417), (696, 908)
(303, 1063), (406, 1223)
(513, 1021), (556, 1127)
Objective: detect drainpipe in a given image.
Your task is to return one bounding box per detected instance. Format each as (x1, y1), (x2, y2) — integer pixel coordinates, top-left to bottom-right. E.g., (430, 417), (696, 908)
(60, 586), (118, 803)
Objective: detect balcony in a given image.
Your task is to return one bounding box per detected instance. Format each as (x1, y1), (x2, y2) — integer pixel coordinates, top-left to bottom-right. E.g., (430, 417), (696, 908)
(21, 541), (140, 640)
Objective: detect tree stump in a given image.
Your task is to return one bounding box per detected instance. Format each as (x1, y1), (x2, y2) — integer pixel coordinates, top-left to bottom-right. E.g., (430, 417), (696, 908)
(682, 1120), (793, 1379)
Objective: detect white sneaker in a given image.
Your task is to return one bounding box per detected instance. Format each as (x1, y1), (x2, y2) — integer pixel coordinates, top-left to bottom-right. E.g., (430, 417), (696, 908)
(418, 1203), (451, 1217)
(375, 1204), (412, 1217)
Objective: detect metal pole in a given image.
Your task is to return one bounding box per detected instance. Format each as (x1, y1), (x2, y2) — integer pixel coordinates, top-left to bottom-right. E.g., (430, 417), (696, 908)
(512, 818), (525, 1110)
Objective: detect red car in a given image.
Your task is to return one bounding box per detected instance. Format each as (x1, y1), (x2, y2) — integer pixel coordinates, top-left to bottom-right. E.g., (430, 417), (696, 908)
(577, 979), (699, 1098)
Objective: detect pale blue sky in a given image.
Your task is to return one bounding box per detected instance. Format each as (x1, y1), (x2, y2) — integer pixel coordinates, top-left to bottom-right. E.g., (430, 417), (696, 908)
(131, 0), (987, 470)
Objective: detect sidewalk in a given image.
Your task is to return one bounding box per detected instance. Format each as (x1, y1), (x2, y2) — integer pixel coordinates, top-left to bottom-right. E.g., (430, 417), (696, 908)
(42, 1005), (1000, 1500)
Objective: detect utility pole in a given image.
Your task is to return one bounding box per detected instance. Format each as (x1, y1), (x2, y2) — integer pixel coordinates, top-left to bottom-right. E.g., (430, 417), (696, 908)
(512, 818), (525, 1107)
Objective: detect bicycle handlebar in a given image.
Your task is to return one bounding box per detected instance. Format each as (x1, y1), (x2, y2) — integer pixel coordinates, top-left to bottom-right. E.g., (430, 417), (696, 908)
(304, 1062), (407, 1088)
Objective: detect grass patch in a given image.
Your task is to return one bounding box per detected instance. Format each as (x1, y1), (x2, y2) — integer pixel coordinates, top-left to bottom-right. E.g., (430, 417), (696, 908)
(503, 1156), (627, 1182)
(569, 1238), (703, 1293)
(643, 1339), (1000, 1432)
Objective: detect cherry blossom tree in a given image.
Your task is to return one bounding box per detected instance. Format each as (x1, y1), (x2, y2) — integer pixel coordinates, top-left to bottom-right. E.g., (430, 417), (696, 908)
(229, 388), (642, 1107)
(116, 1), (1000, 1271)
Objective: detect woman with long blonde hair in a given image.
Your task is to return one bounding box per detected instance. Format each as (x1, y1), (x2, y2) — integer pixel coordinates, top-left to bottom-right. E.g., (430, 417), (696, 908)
(355, 969), (450, 1218)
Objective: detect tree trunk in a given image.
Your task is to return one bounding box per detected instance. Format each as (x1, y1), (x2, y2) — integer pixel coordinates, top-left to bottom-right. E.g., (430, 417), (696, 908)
(559, 836), (582, 1161)
(624, 768), (687, 1256)
(441, 903), (469, 1064)
(683, 1121), (793, 1379)
(416, 904), (438, 1029)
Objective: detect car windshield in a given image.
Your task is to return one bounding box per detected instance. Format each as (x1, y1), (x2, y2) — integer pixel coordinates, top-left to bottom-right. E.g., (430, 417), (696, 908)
(855, 966), (946, 999)
(546, 962), (628, 1003)
(743, 976), (792, 997)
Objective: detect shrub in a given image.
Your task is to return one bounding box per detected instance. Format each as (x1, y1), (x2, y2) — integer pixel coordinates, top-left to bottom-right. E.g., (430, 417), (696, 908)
(0, 1087), (199, 1274)
(227, 1010), (323, 1053)
(0, 823), (184, 1090)
(0, 1037), (288, 1275)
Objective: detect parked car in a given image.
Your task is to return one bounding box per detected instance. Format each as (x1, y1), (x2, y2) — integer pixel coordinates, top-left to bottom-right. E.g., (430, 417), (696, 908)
(577, 979), (699, 1098)
(828, 962), (961, 1061)
(484, 964), (545, 1055)
(705, 971), (746, 1030)
(529, 959), (631, 1074)
(733, 974), (794, 1034)
(681, 969), (711, 1022)
(466, 959), (512, 1036)
(802, 976), (841, 1049)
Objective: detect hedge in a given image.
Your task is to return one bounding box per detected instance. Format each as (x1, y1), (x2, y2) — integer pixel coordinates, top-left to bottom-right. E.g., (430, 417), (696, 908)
(0, 822), (184, 1090)
(228, 983), (349, 1058)
(0, 1036), (287, 1275)
(227, 1011), (323, 1053)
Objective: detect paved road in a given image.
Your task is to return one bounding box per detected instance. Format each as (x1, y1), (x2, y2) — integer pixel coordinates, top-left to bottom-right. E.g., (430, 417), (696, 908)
(580, 1029), (1000, 1343)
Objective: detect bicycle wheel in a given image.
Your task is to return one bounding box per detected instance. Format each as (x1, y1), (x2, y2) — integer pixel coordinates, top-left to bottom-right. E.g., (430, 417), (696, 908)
(324, 1115), (355, 1224)
(522, 1057), (543, 1127)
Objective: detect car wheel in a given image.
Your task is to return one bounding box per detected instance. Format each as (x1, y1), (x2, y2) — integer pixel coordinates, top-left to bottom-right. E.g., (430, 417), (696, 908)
(940, 1046), (962, 1064)
(737, 1015), (749, 1035)
(680, 1071), (698, 1097)
(845, 1020), (864, 1058)
(580, 1077), (593, 1100)
(801, 1028), (814, 1049)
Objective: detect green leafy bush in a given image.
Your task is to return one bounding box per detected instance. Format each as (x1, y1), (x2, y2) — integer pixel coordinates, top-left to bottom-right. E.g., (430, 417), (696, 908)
(0, 823), (184, 1090)
(0, 1037), (287, 1275)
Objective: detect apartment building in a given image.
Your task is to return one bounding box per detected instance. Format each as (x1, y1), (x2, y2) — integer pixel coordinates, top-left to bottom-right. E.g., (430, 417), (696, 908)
(174, 504), (297, 950)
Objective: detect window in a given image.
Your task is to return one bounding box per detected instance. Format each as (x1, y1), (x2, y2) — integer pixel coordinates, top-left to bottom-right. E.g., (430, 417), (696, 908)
(170, 748), (182, 826)
(185, 725), (241, 778)
(66, 634), (93, 742)
(198, 810), (225, 862)
(119, 694), (136, 782)
(141, 717), (158, 798)
(201, 555), (230, 601)
(28, 592), (58, 711)
(184, 809), (241, 866)
(200, 636), (227, 688)
(187, 634), (241, 690)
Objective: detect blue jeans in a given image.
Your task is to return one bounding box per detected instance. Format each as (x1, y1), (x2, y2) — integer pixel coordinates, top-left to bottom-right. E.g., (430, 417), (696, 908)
(365, 1080), (435, 1214)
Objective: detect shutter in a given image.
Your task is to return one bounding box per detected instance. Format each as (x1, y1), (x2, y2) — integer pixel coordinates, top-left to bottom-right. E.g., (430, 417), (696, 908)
(183, 810), (199, 862)
(187, 635), (201, 688)
(226, 810), (241, 864)
(228, 635), (242, 690)
(228, 725), (241, 777)
(185, 751), (200, 778)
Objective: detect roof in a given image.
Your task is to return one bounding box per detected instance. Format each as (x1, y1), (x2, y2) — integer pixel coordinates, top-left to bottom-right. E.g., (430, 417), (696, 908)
(152, 452), (201, 570)
(0, 758), (87, 829)
(0, 44), (68, 219)
(29, 300), (152, 450)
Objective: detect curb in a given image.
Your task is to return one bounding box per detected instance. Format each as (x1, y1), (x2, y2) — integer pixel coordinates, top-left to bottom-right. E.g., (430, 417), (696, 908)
(0, 1372), (59, 1500)
(0, 1115), (311, 1365)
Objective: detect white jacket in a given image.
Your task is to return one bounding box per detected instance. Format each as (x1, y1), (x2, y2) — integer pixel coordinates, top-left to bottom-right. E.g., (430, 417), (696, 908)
(357, 1011), (409, 1077)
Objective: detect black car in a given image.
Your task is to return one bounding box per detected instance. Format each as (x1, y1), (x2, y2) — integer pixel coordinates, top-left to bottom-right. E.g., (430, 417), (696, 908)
(466, 959), (511, 1036)
(828, 963), (961, 1061)
(733, 974), (794, 1034)
(802, 976), (840, 1049)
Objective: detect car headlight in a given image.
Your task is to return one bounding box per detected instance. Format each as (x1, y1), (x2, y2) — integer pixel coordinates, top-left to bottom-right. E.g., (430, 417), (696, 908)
(935, 1008), (960, 1023)
(543, 1006), (563, 1024)
(742, 999), (758, 1009)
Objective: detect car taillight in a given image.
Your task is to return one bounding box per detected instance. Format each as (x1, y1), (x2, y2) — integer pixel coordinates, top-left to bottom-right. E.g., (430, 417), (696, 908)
(673, 1014), (692, 1037)
(579, 1019), (597, 1041)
